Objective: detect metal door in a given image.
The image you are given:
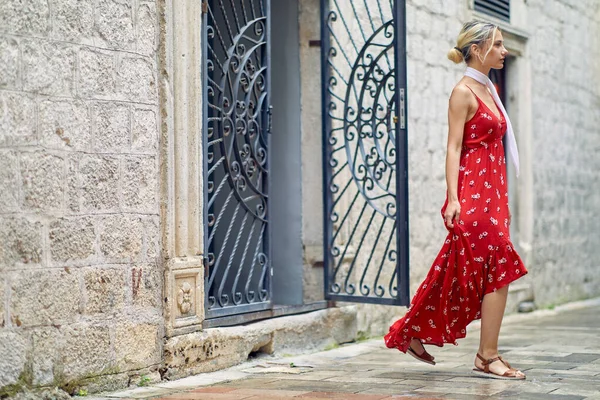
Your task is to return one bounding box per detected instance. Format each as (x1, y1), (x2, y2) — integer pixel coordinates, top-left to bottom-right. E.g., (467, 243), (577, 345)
(321, 0), (410, 306)
(203, 0), (272, 319)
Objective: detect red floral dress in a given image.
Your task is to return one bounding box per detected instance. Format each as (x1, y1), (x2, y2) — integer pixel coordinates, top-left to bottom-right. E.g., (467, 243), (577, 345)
(384, 88), (528, 352)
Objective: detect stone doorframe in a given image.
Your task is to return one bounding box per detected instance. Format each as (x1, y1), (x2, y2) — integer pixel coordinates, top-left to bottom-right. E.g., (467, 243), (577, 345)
(159, 0), (206, 337)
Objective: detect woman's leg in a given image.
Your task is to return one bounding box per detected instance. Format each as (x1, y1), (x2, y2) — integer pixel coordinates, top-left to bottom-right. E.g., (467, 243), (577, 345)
(475, 285), (524, 376)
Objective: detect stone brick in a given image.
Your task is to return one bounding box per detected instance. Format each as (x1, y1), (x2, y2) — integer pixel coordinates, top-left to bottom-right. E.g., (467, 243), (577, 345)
(51, 0), (94, 43)
(10, 269), (81, 327)
(0, 280), (4, 328)
(137, 2), (157, 56)
(83, 267), (125, 315)
(0, 36), (19, 89)
(93, 102), (130, 153)
(31, 327), (60, 385)
(99, 214), (143, 261)
(0, 91), (37, 147)
(65, 156), (80, 213)
(61, 324), (113, 379)
(122, 156), (157, 212)
(143, 216), (159, 261)
(132, 108), (158, 152)
(0, 150), (19, 211)
(49, 217), (96, 263)
(0, 217), (43, 268)
(39, 99), (91, 151)
(0, 0), (49, 36)
(22, 40), (75, 96)
(79, 154), (119, 212)
(131, 263), (161, 308)
(118, 56), (157, 103)
(20, 152), (65, 211)
(95, 0), (135, 50)
(0, 331), (27, 387)
(115, 322), (160, 370)
(79, 48), (116, 98)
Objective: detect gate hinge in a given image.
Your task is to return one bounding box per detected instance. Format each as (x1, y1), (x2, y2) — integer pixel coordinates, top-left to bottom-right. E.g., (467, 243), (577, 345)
(399, 89), (406, 129)
(202, 1), (208, 14)
(203, 256), (209, 276)
(267, 105), (273, 134)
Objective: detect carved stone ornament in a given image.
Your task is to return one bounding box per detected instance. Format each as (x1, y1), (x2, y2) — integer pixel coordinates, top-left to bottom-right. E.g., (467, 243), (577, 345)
(177, 281), (193, 315)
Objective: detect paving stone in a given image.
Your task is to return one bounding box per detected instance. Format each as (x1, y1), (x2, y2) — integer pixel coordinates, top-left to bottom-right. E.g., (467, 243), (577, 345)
(495, 391), (585, 400)
(94, 304), (600, 399)
(296, 393), (390, 399)
(356, 386), (440, 395)
(229, 388), (310, 397)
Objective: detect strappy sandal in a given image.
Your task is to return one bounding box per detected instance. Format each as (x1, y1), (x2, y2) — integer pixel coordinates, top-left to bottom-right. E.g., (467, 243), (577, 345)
(407, 340), (436, 366)
(472, 353), (525, 380)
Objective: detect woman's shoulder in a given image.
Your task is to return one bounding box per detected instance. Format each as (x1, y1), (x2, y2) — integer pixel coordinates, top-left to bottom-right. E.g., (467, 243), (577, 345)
(449, 82), (477, 110)
(450, 81), (473, 99)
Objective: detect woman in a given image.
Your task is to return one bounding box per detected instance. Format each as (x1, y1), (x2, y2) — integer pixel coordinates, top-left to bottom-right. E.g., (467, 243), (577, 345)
(384, 21), (527, 380)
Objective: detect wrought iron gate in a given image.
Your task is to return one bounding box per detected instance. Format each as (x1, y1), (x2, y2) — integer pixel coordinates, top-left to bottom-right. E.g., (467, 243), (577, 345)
(203, 0), (272, 319)
(321, 0), (410, 306)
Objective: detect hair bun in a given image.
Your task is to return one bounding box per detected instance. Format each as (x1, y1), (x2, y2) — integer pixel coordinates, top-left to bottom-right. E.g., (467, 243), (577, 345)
(447, 47), (464, 64)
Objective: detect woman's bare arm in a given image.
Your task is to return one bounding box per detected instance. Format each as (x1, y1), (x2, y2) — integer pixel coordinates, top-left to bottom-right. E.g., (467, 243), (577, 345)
(444, 85), (471, 228)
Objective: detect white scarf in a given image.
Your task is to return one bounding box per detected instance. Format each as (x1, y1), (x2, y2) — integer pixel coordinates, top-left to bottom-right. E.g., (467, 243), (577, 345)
(464, 67), (519, 177)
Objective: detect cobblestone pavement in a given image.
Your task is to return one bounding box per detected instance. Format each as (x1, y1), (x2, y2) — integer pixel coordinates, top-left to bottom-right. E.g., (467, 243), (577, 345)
(94, 299), (600, 400)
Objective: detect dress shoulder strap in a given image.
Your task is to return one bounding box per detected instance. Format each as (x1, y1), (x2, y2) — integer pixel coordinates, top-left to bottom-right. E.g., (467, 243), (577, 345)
(464, 85), (482, 103)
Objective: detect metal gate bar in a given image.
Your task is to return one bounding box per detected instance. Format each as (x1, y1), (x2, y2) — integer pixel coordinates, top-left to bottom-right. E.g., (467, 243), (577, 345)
(203, 0), (272, 320)
(321, 0), (409, 306)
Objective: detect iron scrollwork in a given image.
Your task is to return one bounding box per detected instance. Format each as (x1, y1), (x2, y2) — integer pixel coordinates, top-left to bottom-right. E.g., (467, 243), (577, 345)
(205, 0), (271, 317)
(323, 0), (407, 305)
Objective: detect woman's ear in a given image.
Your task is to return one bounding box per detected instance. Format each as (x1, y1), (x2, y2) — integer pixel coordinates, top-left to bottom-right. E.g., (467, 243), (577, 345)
(470, 43), (479, 59)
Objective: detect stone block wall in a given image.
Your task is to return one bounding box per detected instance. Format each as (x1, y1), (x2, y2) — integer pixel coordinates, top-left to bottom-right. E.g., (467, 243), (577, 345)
(0, 0), (163, 395)
(526, 0), (600, 307)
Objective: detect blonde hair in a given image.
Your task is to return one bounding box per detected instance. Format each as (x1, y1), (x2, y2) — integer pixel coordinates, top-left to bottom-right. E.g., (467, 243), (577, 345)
(448, 21), (498, 64)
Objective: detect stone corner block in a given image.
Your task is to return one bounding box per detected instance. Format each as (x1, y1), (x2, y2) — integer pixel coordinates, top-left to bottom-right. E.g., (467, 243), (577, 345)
(163, 328), (259, 379)
(115, 322), (161, 371)
(61, 324), (114, 380)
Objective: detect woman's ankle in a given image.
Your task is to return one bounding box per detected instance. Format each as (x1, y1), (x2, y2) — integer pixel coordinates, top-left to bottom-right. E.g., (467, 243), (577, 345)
(477, 348), (499, 359)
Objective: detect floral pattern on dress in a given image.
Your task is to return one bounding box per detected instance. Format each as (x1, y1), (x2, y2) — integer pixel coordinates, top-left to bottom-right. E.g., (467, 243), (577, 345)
(384, 88), (528, 353)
